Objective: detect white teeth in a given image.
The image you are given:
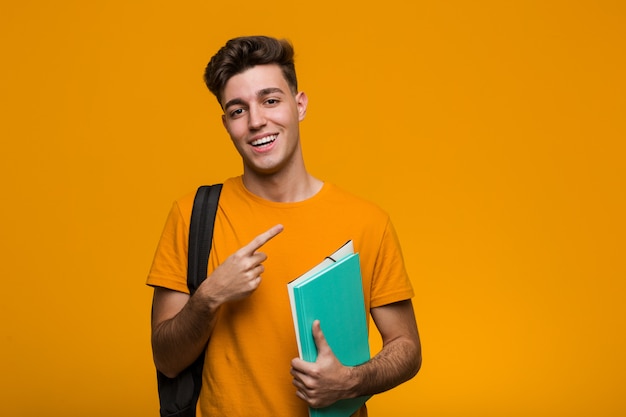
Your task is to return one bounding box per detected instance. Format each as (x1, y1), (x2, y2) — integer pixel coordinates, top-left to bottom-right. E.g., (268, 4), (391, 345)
(251, 134), (277, 146)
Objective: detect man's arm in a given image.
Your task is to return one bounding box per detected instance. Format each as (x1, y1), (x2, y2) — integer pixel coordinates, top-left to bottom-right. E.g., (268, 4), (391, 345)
(151, 287), (216, 378)
(290, 299), (421, 408)
(151, 224), (284, 378)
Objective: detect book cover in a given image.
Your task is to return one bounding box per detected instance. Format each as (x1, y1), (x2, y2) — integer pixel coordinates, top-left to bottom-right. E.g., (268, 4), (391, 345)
(288, 242), (371, 417)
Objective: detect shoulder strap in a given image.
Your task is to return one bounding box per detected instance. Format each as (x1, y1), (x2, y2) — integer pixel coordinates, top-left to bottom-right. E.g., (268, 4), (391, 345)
(187, 184), (222, 294)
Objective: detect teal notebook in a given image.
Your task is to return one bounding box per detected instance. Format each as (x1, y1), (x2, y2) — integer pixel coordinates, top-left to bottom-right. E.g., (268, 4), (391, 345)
(288, 241), (371, 417)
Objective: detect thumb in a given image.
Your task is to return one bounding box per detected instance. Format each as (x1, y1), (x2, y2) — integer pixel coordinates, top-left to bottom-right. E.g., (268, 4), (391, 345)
(312, 320), (331, 356)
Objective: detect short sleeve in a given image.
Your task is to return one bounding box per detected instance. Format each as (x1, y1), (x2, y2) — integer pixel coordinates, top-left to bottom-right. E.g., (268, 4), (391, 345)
(369, 218), (414, 308)
(146, 200), (190, 294)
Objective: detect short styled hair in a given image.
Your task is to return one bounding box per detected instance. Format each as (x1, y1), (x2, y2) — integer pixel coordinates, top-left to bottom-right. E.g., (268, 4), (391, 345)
(204, 36), (298, 106)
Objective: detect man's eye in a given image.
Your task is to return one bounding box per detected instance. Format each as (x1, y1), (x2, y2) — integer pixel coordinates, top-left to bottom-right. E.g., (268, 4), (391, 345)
(265, 98), (279, 105)
(230, 108), (244, 117)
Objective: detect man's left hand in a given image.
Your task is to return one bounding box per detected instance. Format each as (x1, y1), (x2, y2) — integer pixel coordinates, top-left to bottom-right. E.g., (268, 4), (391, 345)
(290, 320), (356, 409)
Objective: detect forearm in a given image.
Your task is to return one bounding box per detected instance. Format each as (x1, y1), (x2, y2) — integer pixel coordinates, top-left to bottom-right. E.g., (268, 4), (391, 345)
(152, 292), (219, 378)
(349, 300), (422, 397)
(349, 336), (421, 397)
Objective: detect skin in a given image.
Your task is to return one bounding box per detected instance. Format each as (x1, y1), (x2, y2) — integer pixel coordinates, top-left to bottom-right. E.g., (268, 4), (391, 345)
(220, 64), (322, 203)
(151, 63), (421, 407)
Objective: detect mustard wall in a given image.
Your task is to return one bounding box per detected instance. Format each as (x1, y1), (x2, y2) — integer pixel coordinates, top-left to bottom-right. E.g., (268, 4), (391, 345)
(1, 1), (624, 416)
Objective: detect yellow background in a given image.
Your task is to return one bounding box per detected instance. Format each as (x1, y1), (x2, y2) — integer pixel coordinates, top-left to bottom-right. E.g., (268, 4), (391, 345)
(1, 1), (625, 416)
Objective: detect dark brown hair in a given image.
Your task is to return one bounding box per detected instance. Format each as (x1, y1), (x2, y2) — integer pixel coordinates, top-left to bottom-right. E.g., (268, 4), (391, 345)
(204, 36), (298, 107)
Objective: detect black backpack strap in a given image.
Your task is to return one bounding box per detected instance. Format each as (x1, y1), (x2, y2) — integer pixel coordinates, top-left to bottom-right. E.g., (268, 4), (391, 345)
(187, 184), (222, 294)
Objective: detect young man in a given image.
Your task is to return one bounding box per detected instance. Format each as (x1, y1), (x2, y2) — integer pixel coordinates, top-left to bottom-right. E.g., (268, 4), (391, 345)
(148, 36), (421, 416)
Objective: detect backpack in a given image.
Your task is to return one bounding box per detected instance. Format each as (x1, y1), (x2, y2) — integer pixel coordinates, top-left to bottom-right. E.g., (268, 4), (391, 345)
(156, 184), (223, 417)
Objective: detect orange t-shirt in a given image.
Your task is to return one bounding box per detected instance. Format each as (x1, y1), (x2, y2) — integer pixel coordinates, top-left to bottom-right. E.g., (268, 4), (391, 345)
(147, 177), (414, 417)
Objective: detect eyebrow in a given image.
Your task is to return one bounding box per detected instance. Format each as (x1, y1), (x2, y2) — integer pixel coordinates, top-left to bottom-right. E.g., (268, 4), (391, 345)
(223, 87), (286, 110)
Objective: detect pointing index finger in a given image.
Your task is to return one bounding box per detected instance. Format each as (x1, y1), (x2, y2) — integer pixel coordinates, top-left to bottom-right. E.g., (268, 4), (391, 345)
(244, 224), (284, 254)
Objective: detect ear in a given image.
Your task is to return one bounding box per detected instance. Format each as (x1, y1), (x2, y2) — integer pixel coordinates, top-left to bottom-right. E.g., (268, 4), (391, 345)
(296, 91), (308, 121)
(221, 113), (227, 130)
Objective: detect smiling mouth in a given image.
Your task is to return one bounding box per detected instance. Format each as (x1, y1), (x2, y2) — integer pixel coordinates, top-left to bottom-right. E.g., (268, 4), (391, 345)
(251, 134), (277, 147)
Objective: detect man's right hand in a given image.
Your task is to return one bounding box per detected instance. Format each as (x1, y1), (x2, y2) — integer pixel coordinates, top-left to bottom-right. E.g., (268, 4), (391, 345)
(151, 223), (284, 377)
(197, 223), (284, 308)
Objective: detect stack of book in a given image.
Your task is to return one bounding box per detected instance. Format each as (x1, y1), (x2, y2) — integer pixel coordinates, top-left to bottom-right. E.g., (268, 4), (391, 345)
(287, 240), (371, 417)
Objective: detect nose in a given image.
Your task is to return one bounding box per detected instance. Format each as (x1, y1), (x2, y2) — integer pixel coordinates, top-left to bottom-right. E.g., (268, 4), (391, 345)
(248, 105), (266, 130)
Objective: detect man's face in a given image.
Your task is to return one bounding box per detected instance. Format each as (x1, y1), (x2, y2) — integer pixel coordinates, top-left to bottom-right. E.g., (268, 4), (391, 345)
(221, 64), (307, 177)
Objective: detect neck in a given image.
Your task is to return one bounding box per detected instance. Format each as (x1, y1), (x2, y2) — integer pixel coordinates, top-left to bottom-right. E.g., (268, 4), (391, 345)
(242, 166), (323, 203)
